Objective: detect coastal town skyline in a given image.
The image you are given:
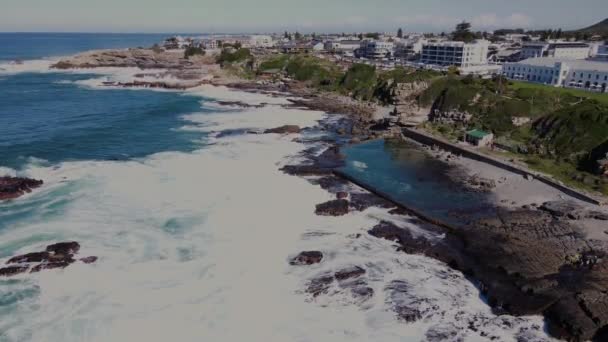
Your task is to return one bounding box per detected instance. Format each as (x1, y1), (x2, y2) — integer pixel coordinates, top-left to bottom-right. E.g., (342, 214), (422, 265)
(1, 0), (607, 33)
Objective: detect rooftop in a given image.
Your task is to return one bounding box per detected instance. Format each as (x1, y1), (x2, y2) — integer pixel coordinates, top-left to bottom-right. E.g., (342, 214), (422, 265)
(466, 129), (491, 139)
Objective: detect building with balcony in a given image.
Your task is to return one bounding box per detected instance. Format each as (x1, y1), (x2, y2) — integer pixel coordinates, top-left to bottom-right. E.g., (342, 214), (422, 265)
(420, 40), (489, 68)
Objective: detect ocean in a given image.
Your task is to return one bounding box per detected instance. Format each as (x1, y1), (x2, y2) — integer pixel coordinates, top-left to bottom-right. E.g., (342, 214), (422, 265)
(0, 33), (555, 341)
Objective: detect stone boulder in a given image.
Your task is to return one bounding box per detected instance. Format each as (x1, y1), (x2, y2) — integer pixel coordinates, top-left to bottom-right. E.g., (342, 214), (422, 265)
(264, 125), (301, 134)
(290, 251), (323, 265)
(0, 176), (43, 201)
(315, 199), (350, 216)
(1, 241), (97, 277)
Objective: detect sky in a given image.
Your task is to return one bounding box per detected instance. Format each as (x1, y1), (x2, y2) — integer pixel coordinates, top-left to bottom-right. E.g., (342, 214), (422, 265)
(1, 0), (606, 33)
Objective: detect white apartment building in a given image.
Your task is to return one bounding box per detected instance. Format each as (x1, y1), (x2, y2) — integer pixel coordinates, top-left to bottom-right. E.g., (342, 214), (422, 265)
(503, 57), (608, 92)
(358, 41), (394, 59)
(420, 40), (490, 68)
(394, 38), (426, 60)
(521, 42), (590, 60)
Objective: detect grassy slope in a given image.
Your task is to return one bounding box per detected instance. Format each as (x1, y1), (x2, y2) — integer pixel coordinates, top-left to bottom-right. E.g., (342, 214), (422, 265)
(420, 76), (608, 195)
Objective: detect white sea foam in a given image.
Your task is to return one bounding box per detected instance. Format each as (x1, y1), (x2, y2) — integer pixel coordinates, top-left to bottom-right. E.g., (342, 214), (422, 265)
(0, 87), (557, 342)
(0, 59), (57, 75)
(352, 160), (368, 170)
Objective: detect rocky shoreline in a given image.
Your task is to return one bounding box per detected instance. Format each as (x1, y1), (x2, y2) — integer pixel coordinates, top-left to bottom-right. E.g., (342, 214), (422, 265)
(11, 47), (608, 340)
(0, 176), (43, 201)
(276, 113), (608, 340)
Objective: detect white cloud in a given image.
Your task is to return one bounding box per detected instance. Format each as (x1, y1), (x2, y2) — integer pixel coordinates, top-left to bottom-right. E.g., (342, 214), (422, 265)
(393, 12), (533, 31)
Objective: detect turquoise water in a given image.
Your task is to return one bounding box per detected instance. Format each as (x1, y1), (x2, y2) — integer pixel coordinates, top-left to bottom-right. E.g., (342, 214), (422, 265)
(0, 72), (206, 169)
(340, 139), (493, 223)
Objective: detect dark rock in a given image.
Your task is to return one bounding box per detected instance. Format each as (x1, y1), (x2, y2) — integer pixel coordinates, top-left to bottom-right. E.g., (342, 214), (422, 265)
(80, 256), (98, 264)
(0, 265), (29, 277)
(290, 251), (323, 266)
(386, 280), (436, 322)
(315, 199), (350, 216)
(46, 241), (80, 255)
(351, 286), (374, 299)
(349, 192), (394, 211)
(280, 165), (333, 176)
(539, 200), (583, 218)
(588, 211), (608, 221)
(336, 192), (348, 199)
(335, 266), (365, 281)
(7, 252), (50, 264)
(264, 125), (301, 134)
(30, 261), (72, 273)
(0, 176), (43, 201)
(306, 274), (334, 297)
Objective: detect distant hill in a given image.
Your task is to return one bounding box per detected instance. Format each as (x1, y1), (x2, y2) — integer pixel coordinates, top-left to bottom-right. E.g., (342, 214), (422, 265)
(576, 18), (608, 35)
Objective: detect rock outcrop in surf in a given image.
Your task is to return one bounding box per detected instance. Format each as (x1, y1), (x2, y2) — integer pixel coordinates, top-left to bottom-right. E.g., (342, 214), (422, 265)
(1, 241), (97, 277)
(0, 176), (43, 201)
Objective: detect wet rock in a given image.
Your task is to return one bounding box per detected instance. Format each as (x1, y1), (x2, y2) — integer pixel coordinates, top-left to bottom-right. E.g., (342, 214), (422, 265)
(7, 252), (50, 264)
(315, 199), (350, 216)
(290, 251), (323, 266)
(349, 192), (394, 211)
(336, 192), (348, 199)
(280, 165), (333, 176)
(306, 274), (334, 297)
(425, 324), (460, 342)
(0, 265), (29, 277)
(264, 125), (301, 134)
(334, 266), (365, 281)
(0, 176), (43, 201)
(80, 256), (98, 264)
(1, 241), (94, 277)
(30, 261), (72, 273)
(386, 280), (437, 322)
(46, 241), (80, 255)
(350, 286), (374, 300)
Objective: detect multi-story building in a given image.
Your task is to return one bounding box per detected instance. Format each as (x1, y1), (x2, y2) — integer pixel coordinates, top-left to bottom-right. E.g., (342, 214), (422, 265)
(420, 40), (489, 68)
(521, 42), (590, 60)
(503, 57), (608, 92)
(394, 38), (426, 60)
(358, 41), (394, 59)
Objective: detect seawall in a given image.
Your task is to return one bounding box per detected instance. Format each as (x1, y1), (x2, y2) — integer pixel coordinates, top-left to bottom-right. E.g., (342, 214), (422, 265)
(401, 128), (603, 206)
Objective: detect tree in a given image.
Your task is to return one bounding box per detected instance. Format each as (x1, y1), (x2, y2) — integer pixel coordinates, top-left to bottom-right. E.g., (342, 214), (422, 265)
(358, 33), (364, 40)
(397, 28), (403, 38)
(556, 28), (563, 39)
(294, 31), (302, 40)
(452, 21), (475, 43)
(284, 31), (290, 39)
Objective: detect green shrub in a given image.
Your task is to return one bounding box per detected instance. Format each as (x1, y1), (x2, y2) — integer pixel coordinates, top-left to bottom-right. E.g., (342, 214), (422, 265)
(217, 48), (251, 64)
(184, 46), (205, 59)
